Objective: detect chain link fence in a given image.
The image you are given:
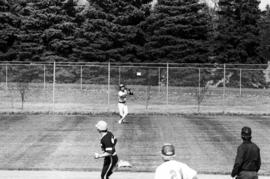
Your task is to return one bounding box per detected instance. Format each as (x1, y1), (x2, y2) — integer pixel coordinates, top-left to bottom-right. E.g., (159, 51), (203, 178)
(0, 61), (269, 114)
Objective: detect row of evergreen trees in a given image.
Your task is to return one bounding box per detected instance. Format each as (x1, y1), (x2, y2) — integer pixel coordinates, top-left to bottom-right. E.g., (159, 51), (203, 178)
(0, 0), (269, 64)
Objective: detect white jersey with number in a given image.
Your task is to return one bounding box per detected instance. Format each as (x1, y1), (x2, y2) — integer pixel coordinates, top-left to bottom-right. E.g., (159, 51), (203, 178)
(155, 160), (197, 179)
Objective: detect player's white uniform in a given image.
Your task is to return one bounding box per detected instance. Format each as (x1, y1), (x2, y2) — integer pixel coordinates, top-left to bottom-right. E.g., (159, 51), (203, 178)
(118, 90), (128, 120)
(155, 160), (197, 179)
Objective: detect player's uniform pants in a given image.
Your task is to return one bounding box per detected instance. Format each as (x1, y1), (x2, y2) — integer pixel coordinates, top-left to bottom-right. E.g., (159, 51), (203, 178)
(118, 102), (128, 118)
(236, 171), (258, 179)
(101, 155), (118, 179)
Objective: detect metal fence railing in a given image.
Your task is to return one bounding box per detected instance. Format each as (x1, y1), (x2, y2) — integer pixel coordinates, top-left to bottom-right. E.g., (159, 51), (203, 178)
(0, 61), (269, 114)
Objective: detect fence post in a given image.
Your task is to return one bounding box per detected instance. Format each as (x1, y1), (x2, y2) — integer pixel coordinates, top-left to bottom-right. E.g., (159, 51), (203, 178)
(5, 64), (8, 89)
(239, 68), (242, 96)
(43, 64), (46, 89)
(108, 62), (111, 111)
(158, 67), (160, 93)
(223, 64), (226, 113)
(80, 65), (83, 90)
(198, 68), (201, 97)
(53, 61), (56, 112)
(118, 66), (121, 85)
(166, 63), (169, 107)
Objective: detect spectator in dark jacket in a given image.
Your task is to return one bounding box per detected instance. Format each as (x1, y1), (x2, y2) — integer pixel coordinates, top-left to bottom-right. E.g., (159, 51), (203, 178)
(231, 126), (261, 179)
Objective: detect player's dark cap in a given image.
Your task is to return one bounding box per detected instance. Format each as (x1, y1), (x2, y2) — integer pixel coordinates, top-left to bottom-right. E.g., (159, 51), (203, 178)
(241, 126), (252, 137)
(161, 143), (175, 156)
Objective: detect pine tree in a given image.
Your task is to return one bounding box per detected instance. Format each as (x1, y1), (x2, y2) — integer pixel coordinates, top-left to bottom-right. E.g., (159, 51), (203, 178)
(0, 0), (20, 60)
(20, 0), (80, 62)
(260, 5), (270, 61)
(74, 0), (151, 62)
(213, 0), (265, 64)
(141, 0), (211, 63)
(0, 0), (84, 62)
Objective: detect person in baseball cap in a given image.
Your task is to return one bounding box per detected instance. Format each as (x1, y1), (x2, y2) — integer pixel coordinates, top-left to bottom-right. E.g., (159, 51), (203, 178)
(119, 84), (125, 88)
(155, 143), (198, 179)
(118, 84), (129, 124)
(231, 126), (261, 179)
(95, 120), (108, 132)
(94, 120), (118, 179)
(161, 143), (175, 161)
(241, 126), (252, 140)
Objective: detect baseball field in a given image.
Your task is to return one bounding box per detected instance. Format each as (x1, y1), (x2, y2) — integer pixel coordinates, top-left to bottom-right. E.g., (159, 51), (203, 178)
(0, 113), (269, 179)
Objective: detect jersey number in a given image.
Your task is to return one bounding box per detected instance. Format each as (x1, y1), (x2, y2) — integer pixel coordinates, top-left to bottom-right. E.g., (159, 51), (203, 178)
(170, 169), (183, 179)
(111, 137), (115, 145)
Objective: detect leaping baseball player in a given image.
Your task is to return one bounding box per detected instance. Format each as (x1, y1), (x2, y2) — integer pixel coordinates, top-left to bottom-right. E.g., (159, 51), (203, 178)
(155, 143), (198, 179)
(118, 84), (133, 124)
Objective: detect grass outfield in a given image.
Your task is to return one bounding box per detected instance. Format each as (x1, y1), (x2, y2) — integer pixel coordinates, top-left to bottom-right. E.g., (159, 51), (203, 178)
(0, 114), (269, 176)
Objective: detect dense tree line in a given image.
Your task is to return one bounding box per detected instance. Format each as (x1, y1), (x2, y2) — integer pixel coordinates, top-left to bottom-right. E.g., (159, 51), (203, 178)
(141, 0), (211, 63)
(212, 0), (264, 63)
(0, 0), (269, 64)
(260, 5), (270, 61)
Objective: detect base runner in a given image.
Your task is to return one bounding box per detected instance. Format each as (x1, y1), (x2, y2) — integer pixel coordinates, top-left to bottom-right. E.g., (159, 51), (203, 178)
(155, 143), (198, 179)
(94, 120), (118, 179)
(94, 120), (132, 179)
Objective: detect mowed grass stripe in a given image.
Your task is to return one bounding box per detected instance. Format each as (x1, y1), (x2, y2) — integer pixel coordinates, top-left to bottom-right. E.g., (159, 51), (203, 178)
(116, 115), (161, 171)
(0, 114), (269, 175)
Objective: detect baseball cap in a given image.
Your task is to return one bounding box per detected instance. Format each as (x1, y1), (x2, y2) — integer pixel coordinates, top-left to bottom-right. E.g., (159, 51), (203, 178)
(95, 120), (108, 131)
(119, 84), (125, 87)
(241, 126), (252, 137)
(161, 143), (175, 156)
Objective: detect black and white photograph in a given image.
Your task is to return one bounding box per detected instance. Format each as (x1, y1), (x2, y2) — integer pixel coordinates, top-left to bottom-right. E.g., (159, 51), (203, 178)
(0, 0), (270, 178)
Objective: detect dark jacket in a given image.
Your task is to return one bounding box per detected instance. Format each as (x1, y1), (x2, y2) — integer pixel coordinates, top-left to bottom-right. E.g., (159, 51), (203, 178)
(231, 140), (261, 177)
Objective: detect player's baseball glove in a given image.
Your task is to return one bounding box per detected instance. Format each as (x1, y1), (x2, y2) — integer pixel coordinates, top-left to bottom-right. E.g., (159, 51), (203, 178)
(127, 88), (134, 95)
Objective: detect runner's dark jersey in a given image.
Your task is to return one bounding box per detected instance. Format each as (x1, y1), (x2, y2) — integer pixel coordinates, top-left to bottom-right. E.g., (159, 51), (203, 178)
(100, 131), (117, 155)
